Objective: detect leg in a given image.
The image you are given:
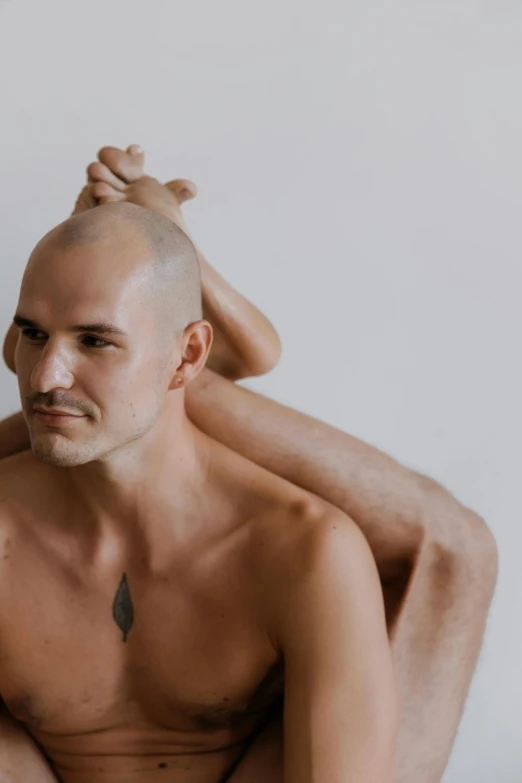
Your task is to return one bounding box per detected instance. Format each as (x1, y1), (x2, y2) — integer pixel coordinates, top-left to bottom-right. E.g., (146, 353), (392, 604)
(1, 146), (281, 462)
(2, 146), (497, 779)
(186, 369), (497, 782)
(3, 145), (281, 381)
(81, 146), (281, 380)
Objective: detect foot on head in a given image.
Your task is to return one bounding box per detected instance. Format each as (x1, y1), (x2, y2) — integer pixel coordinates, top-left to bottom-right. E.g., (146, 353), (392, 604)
(72, 145), (198, 242)
(3, 151), (200, 378)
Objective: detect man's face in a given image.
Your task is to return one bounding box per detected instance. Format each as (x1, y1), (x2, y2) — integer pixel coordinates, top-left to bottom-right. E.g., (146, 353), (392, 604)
(15, 234), (176, 467)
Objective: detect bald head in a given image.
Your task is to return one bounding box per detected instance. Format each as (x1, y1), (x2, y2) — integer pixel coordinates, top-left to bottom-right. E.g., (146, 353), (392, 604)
(14, 203), (213, 467)
(39, 202), (202, 335)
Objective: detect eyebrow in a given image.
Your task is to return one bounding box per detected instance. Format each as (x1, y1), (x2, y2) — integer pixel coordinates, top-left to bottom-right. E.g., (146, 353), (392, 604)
(13, 315), (127, 338)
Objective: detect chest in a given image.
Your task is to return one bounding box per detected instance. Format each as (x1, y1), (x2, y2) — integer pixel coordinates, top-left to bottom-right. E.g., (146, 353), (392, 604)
(0, 549), (282, 737)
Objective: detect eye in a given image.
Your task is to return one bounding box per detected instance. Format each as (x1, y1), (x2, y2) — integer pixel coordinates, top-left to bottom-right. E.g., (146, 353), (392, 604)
(82, 335), (113, 348)
(22, 328), (46, 341)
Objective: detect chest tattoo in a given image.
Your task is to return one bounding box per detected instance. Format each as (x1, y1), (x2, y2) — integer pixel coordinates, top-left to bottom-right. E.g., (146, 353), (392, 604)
(112, 572), (134, 642)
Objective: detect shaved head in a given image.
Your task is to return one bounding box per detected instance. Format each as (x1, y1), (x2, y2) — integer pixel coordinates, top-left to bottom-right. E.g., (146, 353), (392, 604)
(15, 202), (211, 467)
(40, 202), (202, 337)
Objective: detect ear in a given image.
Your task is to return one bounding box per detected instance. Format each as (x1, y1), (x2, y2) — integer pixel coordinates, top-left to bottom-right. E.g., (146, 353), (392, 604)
(168, 320), (213, 391)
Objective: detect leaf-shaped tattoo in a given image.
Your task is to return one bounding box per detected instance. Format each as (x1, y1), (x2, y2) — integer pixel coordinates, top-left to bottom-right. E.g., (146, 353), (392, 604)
(112, 572), (134, 642)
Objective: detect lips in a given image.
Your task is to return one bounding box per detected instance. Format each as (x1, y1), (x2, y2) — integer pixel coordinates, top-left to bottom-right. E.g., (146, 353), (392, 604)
(32, 406), (87, 426)
(33, 406), (84, 418)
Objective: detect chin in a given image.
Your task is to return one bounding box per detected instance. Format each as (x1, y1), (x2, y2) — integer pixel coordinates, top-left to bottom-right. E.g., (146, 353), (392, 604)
(31, 437), (95, 468)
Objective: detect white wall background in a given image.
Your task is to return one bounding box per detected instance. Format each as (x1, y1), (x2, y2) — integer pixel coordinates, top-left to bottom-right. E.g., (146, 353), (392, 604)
(0, 0), (520, 779)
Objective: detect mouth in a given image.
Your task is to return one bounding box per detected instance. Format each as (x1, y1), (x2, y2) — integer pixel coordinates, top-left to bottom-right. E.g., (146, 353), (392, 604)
(33, 407), (87, 425)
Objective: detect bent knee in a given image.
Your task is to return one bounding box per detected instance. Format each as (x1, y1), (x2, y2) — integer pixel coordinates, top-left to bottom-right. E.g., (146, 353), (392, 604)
(455, 513), (498, 599)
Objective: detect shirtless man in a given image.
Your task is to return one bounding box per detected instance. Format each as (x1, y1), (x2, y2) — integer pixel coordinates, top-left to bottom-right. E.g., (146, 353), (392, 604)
(0, 146), (498, 783)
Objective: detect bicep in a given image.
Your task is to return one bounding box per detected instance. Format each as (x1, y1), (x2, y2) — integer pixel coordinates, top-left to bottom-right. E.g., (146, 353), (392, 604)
(278, 519), (398, 783)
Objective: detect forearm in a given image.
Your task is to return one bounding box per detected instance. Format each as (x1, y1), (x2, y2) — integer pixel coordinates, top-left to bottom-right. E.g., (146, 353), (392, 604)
(0, 411), (30, 460)
(0, 711), (60, 782)
(199, 255), (281, 380)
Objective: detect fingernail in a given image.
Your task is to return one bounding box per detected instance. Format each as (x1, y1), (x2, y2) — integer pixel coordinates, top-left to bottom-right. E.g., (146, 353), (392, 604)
(128, 145), (143, 156)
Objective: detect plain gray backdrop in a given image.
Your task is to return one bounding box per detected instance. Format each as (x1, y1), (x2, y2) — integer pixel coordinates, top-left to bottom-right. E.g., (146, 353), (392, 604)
(0, 1), (520, 780)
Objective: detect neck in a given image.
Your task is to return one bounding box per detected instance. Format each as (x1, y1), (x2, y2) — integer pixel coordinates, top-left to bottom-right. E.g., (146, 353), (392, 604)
(67, 396), (212, 553)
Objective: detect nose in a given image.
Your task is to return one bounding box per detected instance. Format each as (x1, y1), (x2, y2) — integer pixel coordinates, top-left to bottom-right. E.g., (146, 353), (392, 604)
(30, 342), (74, 393)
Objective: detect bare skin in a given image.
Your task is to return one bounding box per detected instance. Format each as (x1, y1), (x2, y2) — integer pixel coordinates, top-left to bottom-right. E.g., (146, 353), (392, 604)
(0, 196), (397, 783)
(0, 148), (497, 782)
(3, 146), (281, 382)
(0, 428), (395, 783)
(186, 370), (498, 782)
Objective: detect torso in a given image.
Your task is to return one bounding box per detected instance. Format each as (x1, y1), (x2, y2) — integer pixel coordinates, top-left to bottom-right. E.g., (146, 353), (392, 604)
(0, 446), (307, 783)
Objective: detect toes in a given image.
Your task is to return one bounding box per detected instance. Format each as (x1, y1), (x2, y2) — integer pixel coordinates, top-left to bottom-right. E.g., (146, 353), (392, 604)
(164, 178), (198, 204)
(91, 181), (124, 202)
(71, 185), (96, 215)
(87, 161), (127, 192)
(97, 145), (145, 184)
(126, 144), (145, 169)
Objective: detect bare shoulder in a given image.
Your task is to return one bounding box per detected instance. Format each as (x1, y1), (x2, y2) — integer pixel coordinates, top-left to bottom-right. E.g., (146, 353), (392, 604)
(245, 487), (376, 641)
(252, 492), (370, 582)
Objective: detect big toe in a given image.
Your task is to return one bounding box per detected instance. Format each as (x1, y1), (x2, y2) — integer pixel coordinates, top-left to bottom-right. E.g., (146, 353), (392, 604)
(97, 145), (145, 184)
(126, 144), (145, 168)
(165, 179), (198, 204)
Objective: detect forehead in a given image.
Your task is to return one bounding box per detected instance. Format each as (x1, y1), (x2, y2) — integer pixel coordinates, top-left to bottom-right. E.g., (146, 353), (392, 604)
(18, 239), (155, 330)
